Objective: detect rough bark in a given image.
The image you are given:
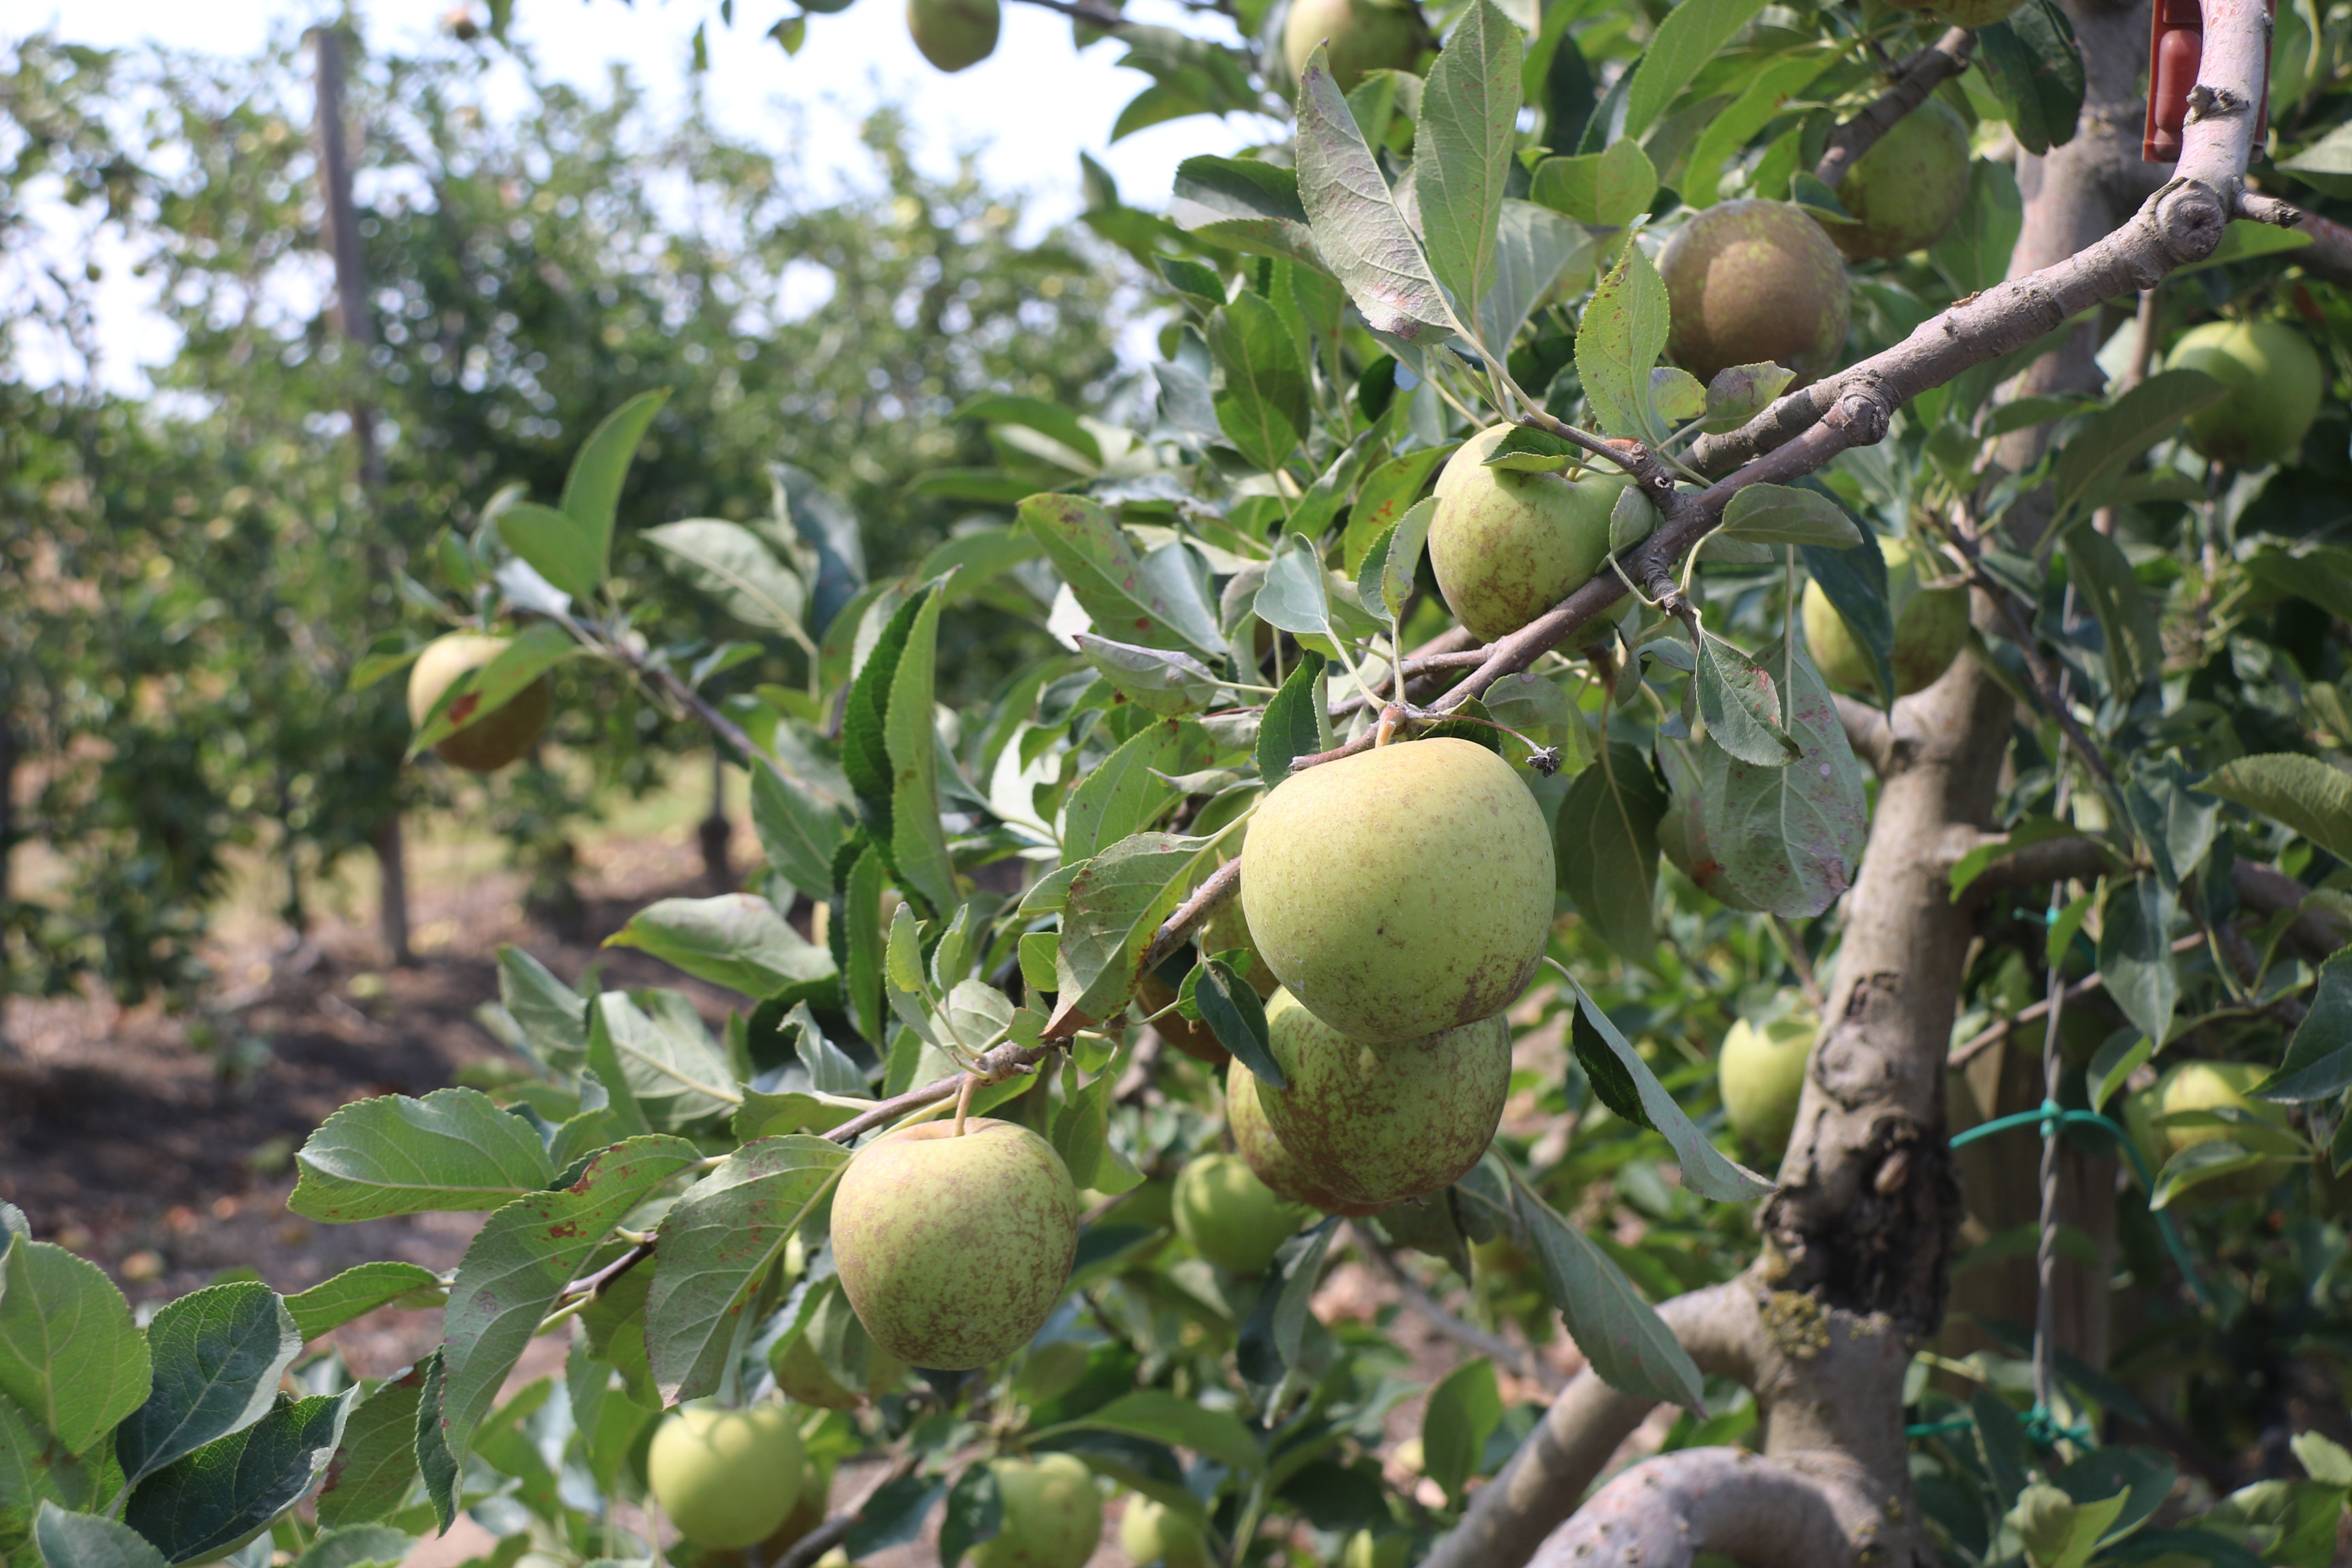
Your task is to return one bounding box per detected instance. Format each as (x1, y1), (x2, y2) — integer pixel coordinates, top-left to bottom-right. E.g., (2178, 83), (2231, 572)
(1529, 1448), (1887, 1568)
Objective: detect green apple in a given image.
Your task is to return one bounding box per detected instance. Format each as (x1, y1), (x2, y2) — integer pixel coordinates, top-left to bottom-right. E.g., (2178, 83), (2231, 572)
(1660, 199), (1850, 388)
(1226, 1057), (1382, 1216)
(1282, 0), (1427, 91)
(1257, 988), (1511, 1207)
(1831, 98), (1971, 261)
(1428, 424), (1626, 642)
(646, 1401), (803, 1548)
(2169, 319), (2326, 468)
(406, 632), (552, 772)
(1174, 1151), (1315, 1276)
(1240, 737), (1555, 1045)
(1801, 536), (1969, 699)
(1119, 1494), (1214, 1568)
(972, 1453), (1104, 1568)
(1718, 1008), (1817, 1165)
(1344, 1529), (1410, 1568)
(908, 0), (999, 70)
(831, 1118), (1079, 1369)
(2131, 1060), (2296, 1206)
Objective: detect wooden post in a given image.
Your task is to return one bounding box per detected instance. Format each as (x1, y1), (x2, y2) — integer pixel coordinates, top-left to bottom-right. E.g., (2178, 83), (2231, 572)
(311, 25), (410, 965)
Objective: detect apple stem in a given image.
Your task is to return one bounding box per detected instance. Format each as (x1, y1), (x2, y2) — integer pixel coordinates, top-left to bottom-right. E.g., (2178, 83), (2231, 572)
(953, 1073), (976, 1136)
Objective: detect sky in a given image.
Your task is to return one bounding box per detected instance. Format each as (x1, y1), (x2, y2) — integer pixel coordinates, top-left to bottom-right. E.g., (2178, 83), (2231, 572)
(10, 0), (1269, 390)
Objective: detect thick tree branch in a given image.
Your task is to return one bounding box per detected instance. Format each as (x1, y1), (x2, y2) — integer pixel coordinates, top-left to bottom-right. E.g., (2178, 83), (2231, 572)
(2229, 858), (2349, 961)
(1529, 1447), (1886, 1568)
(1814, 28), (1977, 190)
(1833, 693), (1894, 775)
(1951, 830), (2115, 895)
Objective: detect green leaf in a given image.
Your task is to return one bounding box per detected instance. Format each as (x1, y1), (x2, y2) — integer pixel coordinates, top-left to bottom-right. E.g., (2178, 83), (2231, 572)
(1568, 982), (1773, 1200)
(2256, 949), (2352, 1102)
(115, 1282), (302, 1487)
(2065, 525), (2164, 699)
(1422, 1359), (1502, 1504)
(645, 1135), (852, 1403)
(284, 1091), (555, 1222)
(954, 392), (1106, 469)
(643, 519), (810, 646)
(1052, 1055), (1145, 1196)
(496, 945), (588, 1075)
(1286, 427), (1377, 543)
(1195, 960), (1284, 1088)
(1294, 45), (1455, 340)
(2122, 758), (2218, 892)
(1174, 156), (1309, 224)
(1575, 241), (1673, 441)
(1717, 484), (1861, 548)
(752, 760), (850, 902)
(1236, 1221), (1335, 1387)
(494, 501), (603, 604)
(1651, 368), (1706, 422)
(1075, 635), (1224, 717)
(1702, 364), (1794, 434)
(1692, 633), (1799, 766)
(1697, 636), (1869, 917)
(1556, 744), (1668, 967)
(2290, 1431), (2352, 1486)
(1208, 292), (1311, 475)
(0, 1239), (149, 1456)
(604, 894), (836, 997)
(1380, 497), (1440, 625)
(1063, 720), (1214, 862)
(407, 623), (575, 757)
(1620, 0), (1768, 139)
(589, 990), (740, 1128)
(1254, 532), (1336, 640)
(284, 1263), (444, 1344)
(1256, 650), (1330, 786)
(32, 1504), (170, 1568)
(1513, 1171), (1703, 1409)
(2051, 370), (2225, 522)
(2098, 876), (2179, 1046)
(1, 1388), (112, 1545)
(1480, 201), (1591, 354)
(2011, 1480), (2127, 1568)
(938, 1464), (1005, 1568)
(1057, 1389), (1263, 1472)
(292, 1525), (413, 1568)
(439, 1135), (701, 1470)
(1418, 0), (1521, 322)
(1054, 834), (1231, 1026)
(1020, 495), (1227, 658)
(1975, 0), (2085, 156)
(124, 1388), (358, 1565)
(2088, 1030), (2150, 1115)
(558, 388), (671, 586)
(1930, 159), (2024, 296)
(2204, 753), (2352, 863)
(411, 1355), (458, 1529)
(837, 842), (887, 1047)
(1480, 425), (1580, 472)
(2149, 1141), (2275, 1209)
(1800, 531), (1895, 710)
(1343, 445), (1455, 574)
(1530, 138), (1657, 226)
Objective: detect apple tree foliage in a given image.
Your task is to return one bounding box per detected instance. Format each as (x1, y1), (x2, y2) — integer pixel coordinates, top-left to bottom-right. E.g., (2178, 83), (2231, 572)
(13, 0), (2352, 1562)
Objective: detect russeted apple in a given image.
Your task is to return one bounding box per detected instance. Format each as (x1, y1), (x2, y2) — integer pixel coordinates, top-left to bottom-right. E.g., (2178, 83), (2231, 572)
(1225, 1057), (1382, 1217)
(908, 0), (999, 70)
(1428, 424), (1627, 642)
(1240, 737), (1554, 1045)
(830, 1118), (1079, 1369)
(1120, 1494), (1215, 1568)
(646, 1401), (804, 1548)
(1830, 98), (1972, 261)
(2127, 1060), (2296, 1206)
(1718, 1008), (1817, 1165)
(1801, 535), (1969, 699)
(1660, 199), (1851, 388)
(1281, 0), (1428, 91)
(406, 632), (552, 772)
(2169, 319), (2326, 468)
(1257, 989), (1511, 1207)
(1173, 1151), (1314, 1275)
(972, 1453), (1104, 1568)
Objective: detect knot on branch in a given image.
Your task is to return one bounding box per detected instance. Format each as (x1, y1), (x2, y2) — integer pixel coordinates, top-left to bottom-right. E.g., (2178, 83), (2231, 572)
(2154, 179), (2232, 264)
(1824, 388), (1892, 445)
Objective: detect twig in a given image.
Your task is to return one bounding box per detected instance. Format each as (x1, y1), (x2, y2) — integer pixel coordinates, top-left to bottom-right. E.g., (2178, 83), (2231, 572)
(774, 1449), (926, 1568)
(1350, 1224), (1568, 1395)
(1139, 858), (1243, 975)
(1948, 933), (2203, 1066)
(1813, 28), (1977, 189)
(559, 1239), (655, 1300)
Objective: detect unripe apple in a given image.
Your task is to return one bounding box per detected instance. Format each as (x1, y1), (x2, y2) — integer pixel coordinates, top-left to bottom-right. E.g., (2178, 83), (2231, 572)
(1660, 199), (1850, 388)
(1831, 98), (1971, 261)
(2129, 1060), (2296, 1206)
(1429, 425), (1627, 642)
(1282, 0), (1428, 91)
(1718, 1009), (1817, 1165)
(831, 1118), (1079, 1369)
(1257, 989), (1511, 1207)
(406, 632), (552, 772)
(2169, 320), (2326, 467)
(973, 1452), (1103, 1568)
(646, 1401), (803, 1548)
(1800, 536), (1969, 699)
(908, 0), (999, 71)
(1344, 1529), (1410, 1568)
(771, 1332), (905, 1411)
(1226, 1057), (1384, 1216)
(1174, 1151), (1315, 1275)
(1240, 737), (1554, 1045)
(1119, 1494), (1214, 1568)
